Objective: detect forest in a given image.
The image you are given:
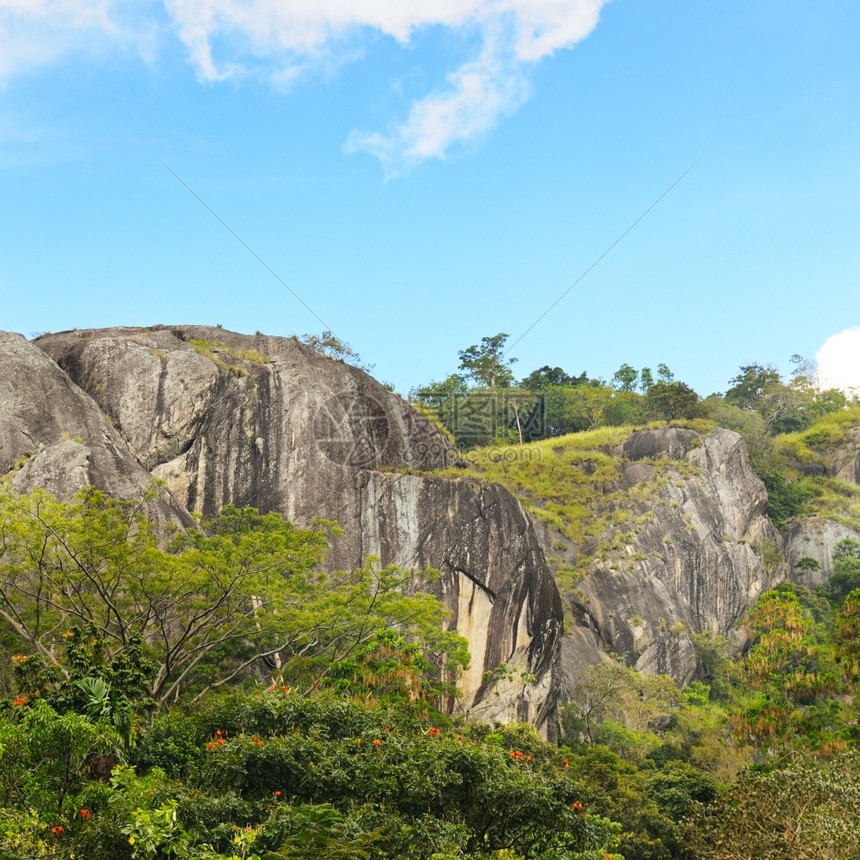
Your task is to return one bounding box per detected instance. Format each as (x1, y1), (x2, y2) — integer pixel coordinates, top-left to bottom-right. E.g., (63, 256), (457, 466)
(2, 339), (860, 860)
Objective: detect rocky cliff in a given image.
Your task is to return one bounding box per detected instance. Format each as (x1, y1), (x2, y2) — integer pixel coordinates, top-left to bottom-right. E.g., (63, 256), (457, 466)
(22, 326), (563, 735)
(0, 331), (191, 526)
(461, 426), (786, 694)
(9, 323), (857, 735)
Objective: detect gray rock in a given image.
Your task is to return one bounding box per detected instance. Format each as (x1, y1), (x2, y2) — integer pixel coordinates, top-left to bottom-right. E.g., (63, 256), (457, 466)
(0, 331), (190, 525)
(831, 427), (860, 485)
(786, 516), (860, 587)
(35, 325), (564, 736)
(540, 427), (785, 689)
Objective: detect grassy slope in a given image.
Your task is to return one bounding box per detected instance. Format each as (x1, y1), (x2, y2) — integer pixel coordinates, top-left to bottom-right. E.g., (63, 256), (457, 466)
(772, 405), (860, 530)
(437, 422), (709, 596)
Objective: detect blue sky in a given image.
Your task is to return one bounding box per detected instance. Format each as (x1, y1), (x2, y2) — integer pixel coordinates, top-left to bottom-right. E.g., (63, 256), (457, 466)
(2, 0), (859, 397)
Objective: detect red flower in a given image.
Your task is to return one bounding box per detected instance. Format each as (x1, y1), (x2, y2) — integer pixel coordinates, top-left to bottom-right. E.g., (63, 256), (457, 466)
(215, 729), (222, 736)
(563, 759), (569, 768)
(215, 738), (224, 745)
(274, 791), (281, 797)
(12, 697), (27, 706)
(526, 755), (532, 762)
(280, 685), (287, 691)
(50, 826), (64, 834)
(80, 809), (90, 818)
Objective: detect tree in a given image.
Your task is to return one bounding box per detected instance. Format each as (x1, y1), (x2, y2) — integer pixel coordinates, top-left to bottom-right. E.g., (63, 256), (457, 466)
(521, 365), (587, 391)
(0, 487), (467, 707)
(611, 364), (638, 392)
(457, 333), (517, 388)
(644, 380), (702, 421)
(684, 752), (860, 860)
(725, 363), (782, 411)
(656, 363), (674, 383)
(830, 538), (860, 602)
(639, 367), (654, 392)
(737, 590), (839, 751)
(835, 589), (860, 680)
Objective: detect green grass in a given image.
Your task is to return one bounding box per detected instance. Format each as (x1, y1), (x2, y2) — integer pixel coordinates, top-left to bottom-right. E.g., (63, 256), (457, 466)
(435, 426), (703, 580)
(769, 407), (860, 530)
(187, 340), (272, 377)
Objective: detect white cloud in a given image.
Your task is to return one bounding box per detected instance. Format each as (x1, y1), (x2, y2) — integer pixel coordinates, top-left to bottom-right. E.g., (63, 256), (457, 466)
(344, 25), (532, 178)
(162, 0), (607, 173)
(0, 0), (608, 173)
(816, 327), (860, 396)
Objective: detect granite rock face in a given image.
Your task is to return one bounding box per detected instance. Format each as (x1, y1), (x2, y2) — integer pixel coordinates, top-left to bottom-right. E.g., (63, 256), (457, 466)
(33, 326), (563, 735)
(786, 517), (860, 588)
(0, 331), (190, 525)
(539, 427), (785, 691)
(13, 323), (854, 734)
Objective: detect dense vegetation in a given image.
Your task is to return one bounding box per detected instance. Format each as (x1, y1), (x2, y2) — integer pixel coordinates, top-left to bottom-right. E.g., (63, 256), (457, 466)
(413, 335), (860, 533)
(2, 482), (860, 858)
(2, 339), (860, 859)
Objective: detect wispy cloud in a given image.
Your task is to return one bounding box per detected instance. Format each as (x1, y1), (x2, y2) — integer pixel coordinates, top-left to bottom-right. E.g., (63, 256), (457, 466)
(0, 0), (608, 173)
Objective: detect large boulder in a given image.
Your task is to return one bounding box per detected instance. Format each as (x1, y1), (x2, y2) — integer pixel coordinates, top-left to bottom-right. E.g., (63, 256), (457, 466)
(530, 427), (785, 689)
(35, 325), (564, 735)
(0, 331), (190, 525)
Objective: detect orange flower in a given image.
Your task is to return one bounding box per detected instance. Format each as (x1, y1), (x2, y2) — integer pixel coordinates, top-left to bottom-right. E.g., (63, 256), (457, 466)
(563, 759), (569, 768)
(274, 791), (281, 797)
(356, 738), (362, 745)
(50, 826), (63, 834)
(373, 739), (382, 746)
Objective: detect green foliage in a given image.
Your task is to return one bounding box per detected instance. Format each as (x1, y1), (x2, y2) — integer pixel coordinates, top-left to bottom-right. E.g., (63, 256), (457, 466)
(611, 364), (638, 392)
(0, 488), (467, 709)
(521, 366), (588, 391)
(1, 693), (621, 860)
(830, 538), (860, 602)
(759, 470), (811, 529)
(684, 752), (860, 860)
(457, 334), (517, 389)
(643, 381), (703, 422)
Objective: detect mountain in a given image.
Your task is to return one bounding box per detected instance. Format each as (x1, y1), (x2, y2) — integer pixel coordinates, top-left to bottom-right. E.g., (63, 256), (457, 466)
(3, 324), (858, 735)
(5, 325), (562, 735)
